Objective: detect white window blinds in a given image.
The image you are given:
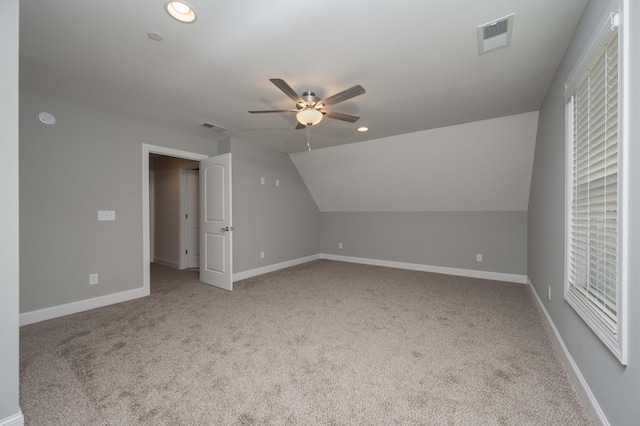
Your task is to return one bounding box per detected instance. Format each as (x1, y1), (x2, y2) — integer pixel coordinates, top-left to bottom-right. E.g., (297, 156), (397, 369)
(568, 30), (619, 327)
(564, 6), (626, 364)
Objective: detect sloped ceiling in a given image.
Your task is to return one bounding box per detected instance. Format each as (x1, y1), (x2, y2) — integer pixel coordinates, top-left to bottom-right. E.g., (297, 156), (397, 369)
(291, 112), (538, 212)
(19, 0), (587, 153)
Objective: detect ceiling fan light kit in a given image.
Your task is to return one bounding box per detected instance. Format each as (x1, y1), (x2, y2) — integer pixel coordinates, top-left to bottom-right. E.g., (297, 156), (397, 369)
(296, 109), (323, 126)
(249, 78), (365, 130)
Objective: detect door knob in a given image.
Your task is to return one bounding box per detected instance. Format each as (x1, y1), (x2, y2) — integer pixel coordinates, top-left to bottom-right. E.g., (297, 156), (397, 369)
(219, 226), (234, 232)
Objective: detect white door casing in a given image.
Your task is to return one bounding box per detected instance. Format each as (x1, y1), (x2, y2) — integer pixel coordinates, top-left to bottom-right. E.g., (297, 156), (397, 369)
(199, 153), (233, 290)
(185, 169), (200, 269)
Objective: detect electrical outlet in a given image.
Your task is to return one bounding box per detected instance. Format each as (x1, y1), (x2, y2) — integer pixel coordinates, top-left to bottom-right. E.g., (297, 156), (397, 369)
(260, 251), (265, 259)
(338, 242), (343, 249)
(260, 177), (265, 185)
(548, 285), (551, 301)
(89, 273), (98, 285)
(476, 253), (483, 262)
(276, 179), (280, 187)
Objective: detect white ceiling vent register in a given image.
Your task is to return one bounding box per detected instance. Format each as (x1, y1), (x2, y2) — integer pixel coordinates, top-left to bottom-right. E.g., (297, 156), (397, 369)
(477, 13), (515, 55)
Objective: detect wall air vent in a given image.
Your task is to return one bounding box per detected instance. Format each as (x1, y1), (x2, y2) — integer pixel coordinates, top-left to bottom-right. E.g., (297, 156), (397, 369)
(477, 13), (514, 55)
(201, 122), (227, 132)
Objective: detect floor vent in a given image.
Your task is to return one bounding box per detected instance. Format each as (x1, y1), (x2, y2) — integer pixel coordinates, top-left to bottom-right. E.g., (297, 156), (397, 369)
(201, 122), (227, 132)
(477, 13), (514, 55)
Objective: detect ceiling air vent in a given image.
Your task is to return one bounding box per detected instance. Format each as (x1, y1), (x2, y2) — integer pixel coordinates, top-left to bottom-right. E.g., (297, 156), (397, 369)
(477, 13), (514, 55)
(201, 122), (227, 132)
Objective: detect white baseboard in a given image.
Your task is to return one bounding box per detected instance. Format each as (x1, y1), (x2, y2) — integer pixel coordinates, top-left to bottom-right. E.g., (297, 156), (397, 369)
(20, 254), (321, 325)
(152, 257), (179, 269)
(0, 412), (24, 426)
(233, 254), (321, 281)
(20, 287), (149, 326)
(320, 254), (528, 284)
(526, 277), (608, 426)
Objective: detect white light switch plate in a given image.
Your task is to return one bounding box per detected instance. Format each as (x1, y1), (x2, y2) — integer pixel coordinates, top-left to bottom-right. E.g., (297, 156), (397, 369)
(98, 210), (116, 221)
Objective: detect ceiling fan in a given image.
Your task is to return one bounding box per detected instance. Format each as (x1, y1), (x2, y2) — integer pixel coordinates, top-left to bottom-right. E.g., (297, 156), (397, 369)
(248, 78), (366, 129)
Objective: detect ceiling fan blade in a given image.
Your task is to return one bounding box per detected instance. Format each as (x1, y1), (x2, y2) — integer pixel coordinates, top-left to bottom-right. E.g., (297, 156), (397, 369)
(318, 85), (365, 107)
(269, 78), (304, 104)
(295, 123), (306, 130)
(248, 109), (295, 114)
(322, 111), (360, 123)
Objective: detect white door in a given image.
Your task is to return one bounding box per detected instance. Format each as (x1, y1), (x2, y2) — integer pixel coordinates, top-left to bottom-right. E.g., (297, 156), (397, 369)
(186, 169), (200, 268)
(199, 153), (233, 290)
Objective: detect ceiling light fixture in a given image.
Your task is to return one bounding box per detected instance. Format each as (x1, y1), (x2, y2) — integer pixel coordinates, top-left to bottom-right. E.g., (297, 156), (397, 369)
(357, 127), (369, 132)
(296, 109), (323, 127)
(164, 1), (197, 23)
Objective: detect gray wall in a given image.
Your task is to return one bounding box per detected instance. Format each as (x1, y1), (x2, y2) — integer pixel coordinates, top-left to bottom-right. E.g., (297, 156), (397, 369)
(321, 211), (527, 275)
(150, 155), (199, 268)
(20, 92), (218, 313)
(230, 139), (320, 273)
(528, 0), (640, 424)
(0, 0), (21, 422)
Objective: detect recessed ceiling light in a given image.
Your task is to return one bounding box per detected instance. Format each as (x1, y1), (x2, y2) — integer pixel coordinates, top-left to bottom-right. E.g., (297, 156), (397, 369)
(357, 127), (369, 132)
(164, 1), (197, 23)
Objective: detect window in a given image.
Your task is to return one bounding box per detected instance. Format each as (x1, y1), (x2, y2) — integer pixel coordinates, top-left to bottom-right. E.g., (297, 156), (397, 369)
(564, 4), (627, 364)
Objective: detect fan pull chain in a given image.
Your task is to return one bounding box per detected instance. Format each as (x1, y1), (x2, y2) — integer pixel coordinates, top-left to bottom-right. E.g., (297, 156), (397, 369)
(307, 127), (312, 151)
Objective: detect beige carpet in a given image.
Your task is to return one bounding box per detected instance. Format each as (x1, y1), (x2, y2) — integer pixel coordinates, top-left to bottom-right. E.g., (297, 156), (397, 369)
(20, 260), (592, 425)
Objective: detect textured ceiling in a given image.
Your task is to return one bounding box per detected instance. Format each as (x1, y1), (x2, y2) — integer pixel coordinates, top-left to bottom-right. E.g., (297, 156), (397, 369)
(19, 0), (587, 153)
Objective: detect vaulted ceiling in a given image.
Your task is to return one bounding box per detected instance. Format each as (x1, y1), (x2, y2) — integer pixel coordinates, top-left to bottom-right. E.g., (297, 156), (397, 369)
(20, 0), (588, 153)
(292, 112), (539, 212)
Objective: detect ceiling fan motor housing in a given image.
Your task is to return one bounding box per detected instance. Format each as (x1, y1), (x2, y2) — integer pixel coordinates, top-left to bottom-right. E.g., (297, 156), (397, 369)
(301, 91), (321, 108)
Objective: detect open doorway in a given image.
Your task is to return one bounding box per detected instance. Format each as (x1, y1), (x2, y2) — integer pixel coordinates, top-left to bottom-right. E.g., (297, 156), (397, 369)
(149, 154), (200, 270)
(142, 144), (233, 294)
(142, 144), (209, 296)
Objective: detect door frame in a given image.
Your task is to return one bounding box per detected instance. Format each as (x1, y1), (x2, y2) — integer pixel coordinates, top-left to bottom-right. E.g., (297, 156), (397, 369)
(142, 144), (209, 295)
(179, 167), (200, 270)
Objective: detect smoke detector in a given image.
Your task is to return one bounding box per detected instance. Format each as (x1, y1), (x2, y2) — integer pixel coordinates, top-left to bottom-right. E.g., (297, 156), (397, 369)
(477, 14), (515, 55)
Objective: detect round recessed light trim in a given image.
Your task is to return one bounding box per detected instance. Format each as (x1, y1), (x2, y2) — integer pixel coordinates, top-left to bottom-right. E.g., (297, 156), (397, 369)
(147, 31), (163, 41)
(357, 126), (369, 132)
(37, 112), (56, 126)
(164, 1), (197, 23)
